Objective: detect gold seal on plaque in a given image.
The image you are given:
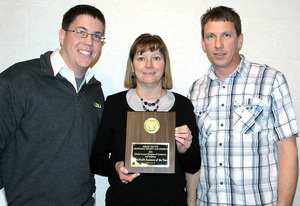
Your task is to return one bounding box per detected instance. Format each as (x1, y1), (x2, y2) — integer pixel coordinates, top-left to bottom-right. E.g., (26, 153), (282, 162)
(144, 118), (160, 134)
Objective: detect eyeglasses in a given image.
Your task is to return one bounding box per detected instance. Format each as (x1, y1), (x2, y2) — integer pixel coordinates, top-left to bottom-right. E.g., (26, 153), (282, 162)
(64, 29), (105, 43)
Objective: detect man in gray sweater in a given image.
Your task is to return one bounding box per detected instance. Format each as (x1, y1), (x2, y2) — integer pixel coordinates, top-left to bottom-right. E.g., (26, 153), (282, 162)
(0, 4), (105, 205)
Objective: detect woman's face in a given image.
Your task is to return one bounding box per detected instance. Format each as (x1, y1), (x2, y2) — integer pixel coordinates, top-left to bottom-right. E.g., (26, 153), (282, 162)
(132, 49), (165, 88)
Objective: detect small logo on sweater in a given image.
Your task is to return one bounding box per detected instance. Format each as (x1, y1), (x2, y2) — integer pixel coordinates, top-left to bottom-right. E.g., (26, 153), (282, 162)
(94, 102), (102, 108)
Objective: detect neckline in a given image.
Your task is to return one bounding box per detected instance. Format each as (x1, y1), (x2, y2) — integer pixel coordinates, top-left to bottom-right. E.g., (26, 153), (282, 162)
(125, 89), (176, 112)
(135, 89), (163, 112)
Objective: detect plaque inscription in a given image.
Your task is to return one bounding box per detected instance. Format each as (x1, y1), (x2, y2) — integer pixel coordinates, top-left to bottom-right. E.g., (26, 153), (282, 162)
(131, 143), (169, 167)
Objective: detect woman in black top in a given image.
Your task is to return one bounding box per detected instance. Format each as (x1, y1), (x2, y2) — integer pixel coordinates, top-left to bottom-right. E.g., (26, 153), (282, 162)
(90, 33), (200, 206)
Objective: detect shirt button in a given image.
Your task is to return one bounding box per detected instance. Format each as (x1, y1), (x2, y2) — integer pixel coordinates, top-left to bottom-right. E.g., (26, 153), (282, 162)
(222, 86), (226, 89)
(220, 123), (224, 127)
(221, 103), (225, 107)
(219, 143), (222, 146)
(220, 182), (223, 185)
(219, 163), (223, 166)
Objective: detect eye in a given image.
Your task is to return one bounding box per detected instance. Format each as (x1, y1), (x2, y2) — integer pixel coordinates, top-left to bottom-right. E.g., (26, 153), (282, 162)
(92, 34), (102, 41)
(224, 33), (231, 37)
(137, 56), (145, 61)
(206, 34), (215, 39)
(75, 30), (86, 37)
(153, 56), (161, 61)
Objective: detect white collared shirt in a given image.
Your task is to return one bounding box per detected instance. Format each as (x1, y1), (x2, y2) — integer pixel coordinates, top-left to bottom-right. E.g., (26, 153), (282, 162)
(50, 49), (94, 93)
(0, 188), (7, 205)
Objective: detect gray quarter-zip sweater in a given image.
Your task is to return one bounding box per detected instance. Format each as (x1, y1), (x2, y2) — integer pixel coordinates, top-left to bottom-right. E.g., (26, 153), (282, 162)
(0, 51), (104, 206)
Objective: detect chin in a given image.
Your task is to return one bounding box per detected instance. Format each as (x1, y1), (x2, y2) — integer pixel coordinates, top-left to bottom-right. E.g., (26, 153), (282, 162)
(78, 61), (92, 68)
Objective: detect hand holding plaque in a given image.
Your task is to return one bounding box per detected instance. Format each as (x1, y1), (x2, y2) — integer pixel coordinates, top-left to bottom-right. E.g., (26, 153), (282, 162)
(125, 111), (176, 173)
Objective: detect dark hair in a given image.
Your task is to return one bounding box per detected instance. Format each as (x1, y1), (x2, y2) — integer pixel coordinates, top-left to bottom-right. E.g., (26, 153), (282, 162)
(124, 33), (172, 89)
(201, 6), (241, 38)
(62, 5), (105, 30)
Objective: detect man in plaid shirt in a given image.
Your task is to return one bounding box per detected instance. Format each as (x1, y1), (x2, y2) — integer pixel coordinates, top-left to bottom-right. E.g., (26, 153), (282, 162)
(188, 6), (299, 206)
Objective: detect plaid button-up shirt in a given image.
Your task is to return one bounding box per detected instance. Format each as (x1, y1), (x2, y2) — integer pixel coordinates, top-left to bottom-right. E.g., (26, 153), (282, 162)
(188, 55), (299, 205)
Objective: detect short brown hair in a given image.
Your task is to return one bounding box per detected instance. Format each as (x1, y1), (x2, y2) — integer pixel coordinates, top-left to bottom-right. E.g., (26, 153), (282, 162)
(201, 6), (241, 38)
(62, 5), (106, 30)
(124, 33), (172, 89)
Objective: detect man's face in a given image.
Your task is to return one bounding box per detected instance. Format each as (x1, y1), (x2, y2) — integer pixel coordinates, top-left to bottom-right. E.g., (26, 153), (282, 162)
(201, 20), (243, 74)
(59, 14), (104, 78)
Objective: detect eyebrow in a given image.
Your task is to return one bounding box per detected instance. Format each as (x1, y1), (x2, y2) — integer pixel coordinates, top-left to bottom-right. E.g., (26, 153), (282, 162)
(205, 31), (232, 35)
(74, 26), (103, 35)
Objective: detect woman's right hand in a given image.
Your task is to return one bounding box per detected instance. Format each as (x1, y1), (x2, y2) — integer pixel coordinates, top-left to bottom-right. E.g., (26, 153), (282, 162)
(115, 161), (140, 184)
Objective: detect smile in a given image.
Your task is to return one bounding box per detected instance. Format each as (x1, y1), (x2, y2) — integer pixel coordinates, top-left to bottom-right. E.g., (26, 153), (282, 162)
(143, 72), (156, 74)
(79, 50), (92, 56)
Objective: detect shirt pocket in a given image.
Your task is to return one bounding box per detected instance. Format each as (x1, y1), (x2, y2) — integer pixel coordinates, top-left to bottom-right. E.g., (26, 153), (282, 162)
(232, 97), (268, 135)
(195, 107), (211, 146)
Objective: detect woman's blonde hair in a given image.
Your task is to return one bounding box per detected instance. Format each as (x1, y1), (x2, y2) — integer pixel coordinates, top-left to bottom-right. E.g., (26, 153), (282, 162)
(124, 33), (172, 89)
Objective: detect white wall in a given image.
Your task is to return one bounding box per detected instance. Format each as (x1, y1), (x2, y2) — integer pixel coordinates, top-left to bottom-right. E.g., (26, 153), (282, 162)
(1, 0), (300, 205)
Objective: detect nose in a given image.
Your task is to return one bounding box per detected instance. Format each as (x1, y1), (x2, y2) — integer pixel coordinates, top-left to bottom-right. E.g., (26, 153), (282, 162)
(215, 36), (223, 49)
(146, 59), (152, 68)
(84, 34), (93, 45)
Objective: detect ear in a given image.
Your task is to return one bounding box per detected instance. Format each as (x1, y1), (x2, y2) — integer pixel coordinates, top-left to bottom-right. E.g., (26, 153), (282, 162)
(238, 33), (244, 50)
(59, 29), (66, 46)
(201, 37), (206, 53)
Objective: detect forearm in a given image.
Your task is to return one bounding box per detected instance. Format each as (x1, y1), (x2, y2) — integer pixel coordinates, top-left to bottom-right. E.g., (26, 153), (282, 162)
(277, 135), (299, 206)
(186, 170), (200, 206)
(277, 155), (298, 205)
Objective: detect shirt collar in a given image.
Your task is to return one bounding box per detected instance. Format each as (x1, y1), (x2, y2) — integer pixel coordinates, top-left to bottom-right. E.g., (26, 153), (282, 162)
(236, 54), (250, 78)
(50, 49), (94, 83)
(50, 49), (66, 76)
(207, 54), (247, 81)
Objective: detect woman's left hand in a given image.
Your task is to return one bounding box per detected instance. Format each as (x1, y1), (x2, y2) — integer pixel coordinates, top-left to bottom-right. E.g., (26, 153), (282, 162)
(175, 125), (193, 154)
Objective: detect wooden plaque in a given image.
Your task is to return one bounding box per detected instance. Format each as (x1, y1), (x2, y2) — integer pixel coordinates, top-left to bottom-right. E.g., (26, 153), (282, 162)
(125, 111), (176, 173)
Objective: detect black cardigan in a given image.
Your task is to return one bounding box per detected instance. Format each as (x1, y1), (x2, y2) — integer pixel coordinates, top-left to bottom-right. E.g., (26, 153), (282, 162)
(90, 90), (200, 206)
